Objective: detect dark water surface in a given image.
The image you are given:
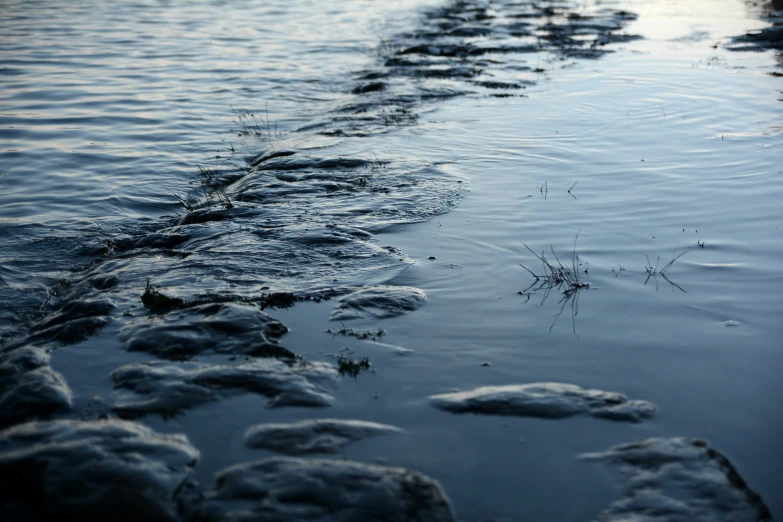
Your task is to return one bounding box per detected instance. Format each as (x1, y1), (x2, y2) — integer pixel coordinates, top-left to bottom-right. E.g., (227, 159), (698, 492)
(1, 0), (781, 520)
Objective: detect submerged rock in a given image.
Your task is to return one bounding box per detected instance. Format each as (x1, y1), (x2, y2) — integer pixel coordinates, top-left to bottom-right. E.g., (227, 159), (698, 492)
(120, 302), (292, 360)
(331, 285), (426, 320)
(429, 382), (655, 422)
(582, 437), (772, 521)
(112, 359), (338, 417)
(244, 418), (402, 455)
(0, 346), (72, 429)
(0, 419), (198, 522)
(182, 457), (455, 522)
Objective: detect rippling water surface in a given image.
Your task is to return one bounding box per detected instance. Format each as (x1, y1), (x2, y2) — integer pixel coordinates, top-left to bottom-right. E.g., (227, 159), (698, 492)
(1, 0), (781, 520)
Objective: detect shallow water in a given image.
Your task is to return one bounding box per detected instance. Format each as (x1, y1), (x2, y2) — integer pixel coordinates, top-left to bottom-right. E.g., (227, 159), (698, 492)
(1, 0), (782, 520)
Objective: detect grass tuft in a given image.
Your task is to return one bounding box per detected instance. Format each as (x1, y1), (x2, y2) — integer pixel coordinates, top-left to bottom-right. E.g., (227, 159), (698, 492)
(518, 233), (589, 334)
(232, 104), (282, 140)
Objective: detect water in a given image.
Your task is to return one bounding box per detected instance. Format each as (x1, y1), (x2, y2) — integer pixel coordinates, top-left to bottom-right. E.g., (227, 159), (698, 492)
(1, 0), (781, 520)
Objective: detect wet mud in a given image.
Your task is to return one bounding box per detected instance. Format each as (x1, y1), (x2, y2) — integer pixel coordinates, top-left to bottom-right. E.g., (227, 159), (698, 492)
(430, 382), (656, 422)
(243, 418), (402, 455)
(0, 419), (198, 522)
(582, 437), (772, 522)
(120, 302), (291, 360)
(111, 359), (338, 418)
(178, 457), (455, 522)
(331, 285), (427, 320)
(0, 347), (72, 429)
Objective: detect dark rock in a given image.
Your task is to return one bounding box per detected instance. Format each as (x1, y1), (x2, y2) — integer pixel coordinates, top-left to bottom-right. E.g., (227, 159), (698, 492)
(112, 359), (338, 417)
(0, 419), (198, 522)
(429, 383), (655, 422)
(244, 418), (402, 455)
(582, 437), (772, 521)
(182, 457), (455, 522)
(331, 285), (427, 320)
(120, 302), (292, 360)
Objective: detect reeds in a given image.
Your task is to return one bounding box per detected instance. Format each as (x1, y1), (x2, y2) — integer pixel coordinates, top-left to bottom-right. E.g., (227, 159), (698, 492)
(168, 160), (233, 212)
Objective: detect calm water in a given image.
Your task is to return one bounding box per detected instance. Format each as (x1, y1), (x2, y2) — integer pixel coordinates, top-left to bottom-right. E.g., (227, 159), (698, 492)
(1, 0), (781, 520)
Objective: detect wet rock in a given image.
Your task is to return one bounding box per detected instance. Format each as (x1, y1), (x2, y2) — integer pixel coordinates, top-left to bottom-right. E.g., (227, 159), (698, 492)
(112, 359), (338, 417)
(120, 302), (292, 360)
(0, 346), (72, 428)
(429, 383), (655, 422)
(182, 457), (455, 522)
(0, 419), (198, 522)
(582, 437), (772, 522)
(331, 285), (427, 320)
(244, 418), (402, 455)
